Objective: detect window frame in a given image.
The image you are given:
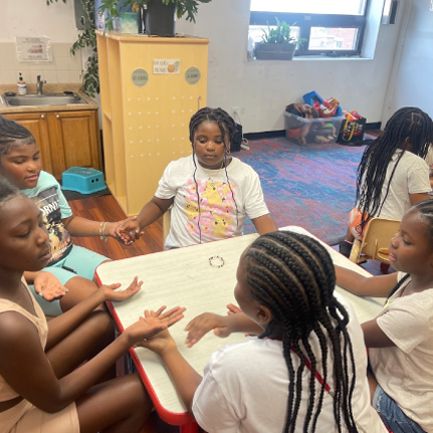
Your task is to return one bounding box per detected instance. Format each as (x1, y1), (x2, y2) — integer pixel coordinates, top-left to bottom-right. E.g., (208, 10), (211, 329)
(249, 9), (368, 57)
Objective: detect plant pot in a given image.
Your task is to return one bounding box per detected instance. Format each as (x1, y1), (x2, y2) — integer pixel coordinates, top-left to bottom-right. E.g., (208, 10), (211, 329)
(254, 43), (296, 60)
(145, 0), (177, 36)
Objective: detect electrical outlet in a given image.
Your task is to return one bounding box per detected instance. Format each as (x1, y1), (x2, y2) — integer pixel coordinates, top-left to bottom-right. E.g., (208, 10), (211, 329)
(232, 106), (240, 118)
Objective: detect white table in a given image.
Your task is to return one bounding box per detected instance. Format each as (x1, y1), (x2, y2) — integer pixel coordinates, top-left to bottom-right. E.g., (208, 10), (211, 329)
(95, 226), (384, 432)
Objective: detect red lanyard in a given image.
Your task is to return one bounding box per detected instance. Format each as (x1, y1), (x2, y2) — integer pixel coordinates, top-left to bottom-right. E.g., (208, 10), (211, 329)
(290, 345), (332, 394)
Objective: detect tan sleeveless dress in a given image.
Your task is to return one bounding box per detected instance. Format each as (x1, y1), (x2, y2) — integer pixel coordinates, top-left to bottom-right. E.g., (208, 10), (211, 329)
(0, 281), (79, 433)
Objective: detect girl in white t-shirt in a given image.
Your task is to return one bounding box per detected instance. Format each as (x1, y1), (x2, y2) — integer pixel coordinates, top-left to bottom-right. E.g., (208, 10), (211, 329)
(336, 200), (433, 433)
(119, 107), (277, 248)
(339, 107), (432, 257)
(141, 230), (387, 433)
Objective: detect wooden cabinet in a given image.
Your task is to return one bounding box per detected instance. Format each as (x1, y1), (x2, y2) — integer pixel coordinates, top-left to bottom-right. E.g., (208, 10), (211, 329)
(97, 31), (209, 216)
(4, 109), (101, 180)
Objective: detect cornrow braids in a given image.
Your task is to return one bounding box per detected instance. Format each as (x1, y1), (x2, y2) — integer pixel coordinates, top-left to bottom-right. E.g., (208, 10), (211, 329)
(356, 107), (433, 233)
(414, 199), (433, 241)
(0, 176), (22, 206)
(0, 115), (36, 156)
(245, 231), (358, 433)
(189, 107), (239, 242)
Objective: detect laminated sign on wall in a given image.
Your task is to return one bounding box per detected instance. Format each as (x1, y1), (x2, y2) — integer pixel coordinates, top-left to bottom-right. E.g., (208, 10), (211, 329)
(16, 36), (52, 62)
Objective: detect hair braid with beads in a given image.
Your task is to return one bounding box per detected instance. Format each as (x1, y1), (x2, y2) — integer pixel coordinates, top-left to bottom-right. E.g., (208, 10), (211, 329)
(0, 115), (36, 157)
(188, 107), (239, 243)
(356, 107), (433, 234)
(245, 231), (359, 433)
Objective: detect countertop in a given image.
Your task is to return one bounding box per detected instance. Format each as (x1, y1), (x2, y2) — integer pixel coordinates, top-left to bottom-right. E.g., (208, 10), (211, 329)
(0, 83), (99, 114)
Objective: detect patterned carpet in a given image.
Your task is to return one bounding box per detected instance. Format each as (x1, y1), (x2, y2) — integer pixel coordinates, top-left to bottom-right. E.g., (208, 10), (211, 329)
(236, 137), (367, 246)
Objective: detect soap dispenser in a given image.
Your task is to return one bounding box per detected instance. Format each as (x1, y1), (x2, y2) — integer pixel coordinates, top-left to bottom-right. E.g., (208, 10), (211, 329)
(17, 72), (27, 96)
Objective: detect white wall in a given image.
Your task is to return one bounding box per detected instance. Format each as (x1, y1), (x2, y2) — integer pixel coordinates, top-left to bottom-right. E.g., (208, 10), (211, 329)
(0, 1), (81, 85)
(0, 0), (407, 133)
(177, 0), (404, 133)
(382, 0), (433, 122)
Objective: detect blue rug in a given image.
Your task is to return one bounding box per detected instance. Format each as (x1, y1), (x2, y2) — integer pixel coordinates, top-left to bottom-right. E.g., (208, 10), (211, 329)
(236, 137), (366, 245)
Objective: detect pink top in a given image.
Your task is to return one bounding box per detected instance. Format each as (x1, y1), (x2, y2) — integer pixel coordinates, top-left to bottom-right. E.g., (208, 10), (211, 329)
(0, 280), (48, 402)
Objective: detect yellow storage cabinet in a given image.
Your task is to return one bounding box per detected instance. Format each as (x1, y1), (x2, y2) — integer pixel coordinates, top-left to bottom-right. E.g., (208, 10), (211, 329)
(97, 32), (209, 216)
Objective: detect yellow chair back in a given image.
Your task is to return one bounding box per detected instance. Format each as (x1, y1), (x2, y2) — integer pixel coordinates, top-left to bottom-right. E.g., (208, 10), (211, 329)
(349, 217), (401, 264)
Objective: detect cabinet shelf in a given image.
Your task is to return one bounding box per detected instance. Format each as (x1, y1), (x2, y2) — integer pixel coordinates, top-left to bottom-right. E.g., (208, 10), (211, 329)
(97, 32), (209, 216)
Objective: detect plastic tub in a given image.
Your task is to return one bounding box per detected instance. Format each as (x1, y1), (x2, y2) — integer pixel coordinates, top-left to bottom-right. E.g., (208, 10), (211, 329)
(284, 112), (345, 145)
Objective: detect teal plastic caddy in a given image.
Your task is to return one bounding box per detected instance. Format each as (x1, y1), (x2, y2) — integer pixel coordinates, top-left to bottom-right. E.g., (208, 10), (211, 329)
(61, 167), (106, 194)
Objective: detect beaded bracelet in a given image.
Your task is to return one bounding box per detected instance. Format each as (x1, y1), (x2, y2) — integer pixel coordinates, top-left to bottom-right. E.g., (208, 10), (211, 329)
(209, 255), (224, 268)
(99, 221), (108, 242)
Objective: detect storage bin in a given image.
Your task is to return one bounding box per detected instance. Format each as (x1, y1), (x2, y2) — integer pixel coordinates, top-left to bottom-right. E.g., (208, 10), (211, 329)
(284, 112), (345, 145)
(61, 167), (107, 194)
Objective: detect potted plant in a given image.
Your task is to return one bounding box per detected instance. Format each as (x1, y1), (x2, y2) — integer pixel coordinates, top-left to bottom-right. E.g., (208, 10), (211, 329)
(46, 0), (99, 97)
(255, 18), (305, 60)
(99, 0), (212, 36)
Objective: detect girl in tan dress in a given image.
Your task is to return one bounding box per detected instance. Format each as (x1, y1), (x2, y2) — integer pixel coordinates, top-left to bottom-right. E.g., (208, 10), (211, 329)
(0, 177), (184, 433)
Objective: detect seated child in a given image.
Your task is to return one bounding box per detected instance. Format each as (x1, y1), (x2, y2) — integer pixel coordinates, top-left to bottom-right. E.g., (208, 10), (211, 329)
(119, 107), (278, 248)
(340, 107), (432, 257)
(0, 115), (132, 315)
(0, 177), (185, 433)
(142, 231), (387, 432)
(335, 200), (433, 433)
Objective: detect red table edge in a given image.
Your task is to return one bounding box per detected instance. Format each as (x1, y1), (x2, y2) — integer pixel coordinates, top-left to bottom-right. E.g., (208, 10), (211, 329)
(95, 269), (196, 428)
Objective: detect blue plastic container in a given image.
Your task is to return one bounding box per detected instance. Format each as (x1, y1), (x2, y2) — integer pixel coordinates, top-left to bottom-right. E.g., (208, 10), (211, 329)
(61, 167), (106, 195)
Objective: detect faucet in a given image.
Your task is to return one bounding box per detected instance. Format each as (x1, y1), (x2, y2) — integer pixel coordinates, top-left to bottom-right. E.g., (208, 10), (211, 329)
(36, 75), (47, 95)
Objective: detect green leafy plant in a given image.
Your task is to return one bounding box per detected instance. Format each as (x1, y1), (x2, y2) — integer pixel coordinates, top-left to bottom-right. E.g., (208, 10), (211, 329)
(46, 0), (99, 97)
(261, 18), (306, 46)
(99, 0), (212, 29)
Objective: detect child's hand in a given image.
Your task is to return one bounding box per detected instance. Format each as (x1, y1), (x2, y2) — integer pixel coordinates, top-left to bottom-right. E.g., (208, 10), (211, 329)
(102, 276), (143, 302)
(33, 271), (69, 301)
(185, 313), (232, 348)
(226, 303), (242, 315)
(117, 219), (143, 245)
(137, 329), (178, 356)
(128, 307), (186, 348)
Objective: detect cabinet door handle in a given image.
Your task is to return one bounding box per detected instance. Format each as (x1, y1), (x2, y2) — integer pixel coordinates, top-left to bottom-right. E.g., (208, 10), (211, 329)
(198, 96), (201, 110)
(56, 114), (60, 119)
(41, 114), (45, 119)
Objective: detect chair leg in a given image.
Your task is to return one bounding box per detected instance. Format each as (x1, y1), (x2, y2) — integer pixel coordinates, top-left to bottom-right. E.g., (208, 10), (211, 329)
(349, 239), (361, 263)
(380, 263), (390, 274)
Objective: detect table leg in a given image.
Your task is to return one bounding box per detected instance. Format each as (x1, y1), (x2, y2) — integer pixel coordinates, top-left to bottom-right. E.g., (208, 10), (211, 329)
(180, 421), (199, 433)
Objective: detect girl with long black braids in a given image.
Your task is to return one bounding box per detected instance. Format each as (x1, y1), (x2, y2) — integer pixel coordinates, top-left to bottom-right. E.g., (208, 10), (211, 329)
(336, 200), (433, 433)
(339, 107), (432, 257)
(119, 107), (277, 247)
(142, 231), (387, 432)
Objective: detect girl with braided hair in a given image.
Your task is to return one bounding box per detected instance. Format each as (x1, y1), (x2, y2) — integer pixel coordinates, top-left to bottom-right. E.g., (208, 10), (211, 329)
(0, 115), (134, 316)
(336, 200), (433, 433)
(339, 107), (432, 257)
(141, 230), (387, 433)
(0, 177), (185, 433)
(119, 107), (277, 248)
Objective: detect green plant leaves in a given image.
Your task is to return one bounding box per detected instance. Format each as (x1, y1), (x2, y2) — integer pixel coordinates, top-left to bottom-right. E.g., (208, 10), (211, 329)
(260, 18), (306, 46)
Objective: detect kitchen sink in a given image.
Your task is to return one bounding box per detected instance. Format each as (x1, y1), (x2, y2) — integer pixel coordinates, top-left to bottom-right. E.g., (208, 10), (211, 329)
(1, 93), (89, 107)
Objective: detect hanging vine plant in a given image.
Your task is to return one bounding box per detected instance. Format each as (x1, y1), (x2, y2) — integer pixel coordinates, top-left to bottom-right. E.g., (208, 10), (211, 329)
(46, 0), (99, 97)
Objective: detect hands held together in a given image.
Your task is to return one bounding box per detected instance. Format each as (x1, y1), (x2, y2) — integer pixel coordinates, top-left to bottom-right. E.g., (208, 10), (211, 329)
(115, 217), (144, 245)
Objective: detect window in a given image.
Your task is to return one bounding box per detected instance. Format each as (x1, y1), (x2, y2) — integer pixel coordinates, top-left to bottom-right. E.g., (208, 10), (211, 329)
(249, 0), (369, 58)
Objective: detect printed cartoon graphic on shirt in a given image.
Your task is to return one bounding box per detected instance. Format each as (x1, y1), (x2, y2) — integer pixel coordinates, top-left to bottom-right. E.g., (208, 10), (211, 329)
(183, 178), (236, 239)
(30, 187), (72, 265)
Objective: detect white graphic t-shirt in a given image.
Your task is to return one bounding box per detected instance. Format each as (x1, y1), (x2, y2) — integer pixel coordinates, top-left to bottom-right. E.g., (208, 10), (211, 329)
(156, 156), (270, 248)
